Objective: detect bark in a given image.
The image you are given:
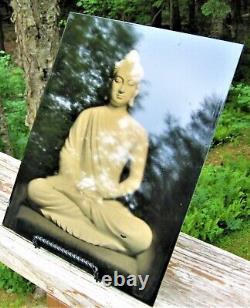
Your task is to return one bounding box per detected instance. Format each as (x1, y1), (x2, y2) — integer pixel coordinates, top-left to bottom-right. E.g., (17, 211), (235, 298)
(151, 7), (162, 27)
(0, 13), (5, 50)
(242, 0), (248, 12)
(230, 0), (242, 38)
(11, 0), (60, 128)
(188, 0), (197, 33)
(194, 0), (210, 35)
(169, 0), (182, 31)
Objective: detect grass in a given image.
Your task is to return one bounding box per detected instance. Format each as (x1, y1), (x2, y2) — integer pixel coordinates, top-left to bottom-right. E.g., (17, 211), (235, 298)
(0, 289), (46, 308)
(214, 220), (250, 260)
(205, 130), (250, 260)
(207, 128), (250, 165)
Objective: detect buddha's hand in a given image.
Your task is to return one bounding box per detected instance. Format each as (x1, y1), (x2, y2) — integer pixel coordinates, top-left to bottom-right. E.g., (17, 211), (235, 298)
(96, 184), (120, 199)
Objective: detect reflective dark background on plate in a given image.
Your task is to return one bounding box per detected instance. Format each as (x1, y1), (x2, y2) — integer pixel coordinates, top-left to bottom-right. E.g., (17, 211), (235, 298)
(3, 13), (243, 305)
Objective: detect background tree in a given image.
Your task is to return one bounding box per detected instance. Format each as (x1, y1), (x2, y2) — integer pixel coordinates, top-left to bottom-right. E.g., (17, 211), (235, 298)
(187, 0), (197, 33)
(4, 0), (248, 129)
(0, 0), (12, 51)
(201, 0), (231, 37)
(0, 13), (4, 51)
(169, 0), (182, 30)
(10, 0), (60, 127)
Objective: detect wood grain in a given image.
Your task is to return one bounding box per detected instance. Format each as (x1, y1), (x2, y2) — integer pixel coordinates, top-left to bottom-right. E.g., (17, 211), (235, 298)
(0, 152), (249, 307)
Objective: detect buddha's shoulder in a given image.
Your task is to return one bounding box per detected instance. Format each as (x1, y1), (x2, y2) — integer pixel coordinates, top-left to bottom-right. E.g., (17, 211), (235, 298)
(124, 115), (148, 141)
(77, 105), (105, 117)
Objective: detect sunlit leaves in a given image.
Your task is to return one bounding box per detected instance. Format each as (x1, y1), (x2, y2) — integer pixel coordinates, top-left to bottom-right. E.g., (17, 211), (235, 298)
(201, 0), (231, 19)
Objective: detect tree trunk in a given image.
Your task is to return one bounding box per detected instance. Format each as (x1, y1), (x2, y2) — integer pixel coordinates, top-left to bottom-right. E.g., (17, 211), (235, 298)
(10, 0), (60, 128)
(188, 0), (197, 33)
(242, 0), (248, 12)
(195, 0), (209, 35)
(151, 6), (162, 27)
(0, 13), (5, 50)
(169, 0), (182, 31)
(230, 0), (242, 38)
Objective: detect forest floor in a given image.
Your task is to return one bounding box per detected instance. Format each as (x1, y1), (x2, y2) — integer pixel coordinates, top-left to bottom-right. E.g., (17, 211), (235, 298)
(207, 129), (250, 166)
(207, 130), (250, 260)
(0, 289), (46, 308)
(214, 219), (250, 260)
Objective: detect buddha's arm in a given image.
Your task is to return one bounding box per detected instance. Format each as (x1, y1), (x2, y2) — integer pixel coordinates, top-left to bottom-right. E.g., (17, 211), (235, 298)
(102, 132), (149, 199)
(59, 110), (88, 180)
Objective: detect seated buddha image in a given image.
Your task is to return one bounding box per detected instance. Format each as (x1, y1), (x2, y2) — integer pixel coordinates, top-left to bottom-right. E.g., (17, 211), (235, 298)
(27, 50), (153, 256)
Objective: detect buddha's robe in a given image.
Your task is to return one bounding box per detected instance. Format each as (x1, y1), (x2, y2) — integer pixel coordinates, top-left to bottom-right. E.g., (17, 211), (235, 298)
(28, 105), (152, 255)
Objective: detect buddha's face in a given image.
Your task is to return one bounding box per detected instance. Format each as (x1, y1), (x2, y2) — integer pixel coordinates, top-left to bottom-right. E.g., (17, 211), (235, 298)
(111, 62), (139, 107)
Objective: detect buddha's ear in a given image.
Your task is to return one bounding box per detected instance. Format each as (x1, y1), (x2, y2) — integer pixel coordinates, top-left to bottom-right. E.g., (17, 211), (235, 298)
(134, 84), (140, 98)
(128, 88), (139, 107)
(128, 98), (135, 107)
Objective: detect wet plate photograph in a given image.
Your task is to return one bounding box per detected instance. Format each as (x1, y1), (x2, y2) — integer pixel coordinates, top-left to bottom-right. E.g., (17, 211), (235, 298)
(3, 13), (243, 306)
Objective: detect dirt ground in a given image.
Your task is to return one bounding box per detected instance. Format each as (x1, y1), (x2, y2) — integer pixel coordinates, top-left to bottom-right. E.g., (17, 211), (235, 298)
(206, 130), (250, 165)
(0, 289), (46, 308)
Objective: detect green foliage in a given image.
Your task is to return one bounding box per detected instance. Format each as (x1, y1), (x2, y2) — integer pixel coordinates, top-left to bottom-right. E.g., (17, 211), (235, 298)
(0, 51), (25, 99)
(152, 0), (164, 9)
(2, 99), (29, 159)
(73, 0), (234, 29)
(182, 157), (250, 242)
(59, 19), (67, 28)
(0, 264), (35, 294)
(76, 0), (111, 14)
(75, 0), (156, 24)
(201, 0), (231, 19)
(213, 83), (250, 144)
(229, 83), (250, 112)
(0, 51), (29, 159)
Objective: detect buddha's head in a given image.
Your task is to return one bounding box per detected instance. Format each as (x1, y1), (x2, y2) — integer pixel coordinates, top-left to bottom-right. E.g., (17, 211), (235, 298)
(110, 50), (144, 108)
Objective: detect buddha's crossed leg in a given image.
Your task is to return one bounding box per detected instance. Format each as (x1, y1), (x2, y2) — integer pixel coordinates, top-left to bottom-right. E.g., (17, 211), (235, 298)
(54, 182), (153, 255)
(27, 177), (127, 253)
(90, 200), (153, 255)
(28, 177), (152, 255)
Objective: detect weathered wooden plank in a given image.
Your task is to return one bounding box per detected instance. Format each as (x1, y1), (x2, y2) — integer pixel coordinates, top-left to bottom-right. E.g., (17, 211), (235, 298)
(0, 151), (249, 307)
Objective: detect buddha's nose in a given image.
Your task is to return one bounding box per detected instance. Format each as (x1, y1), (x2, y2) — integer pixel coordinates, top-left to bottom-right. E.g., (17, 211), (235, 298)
(119, 84), (125, 93)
